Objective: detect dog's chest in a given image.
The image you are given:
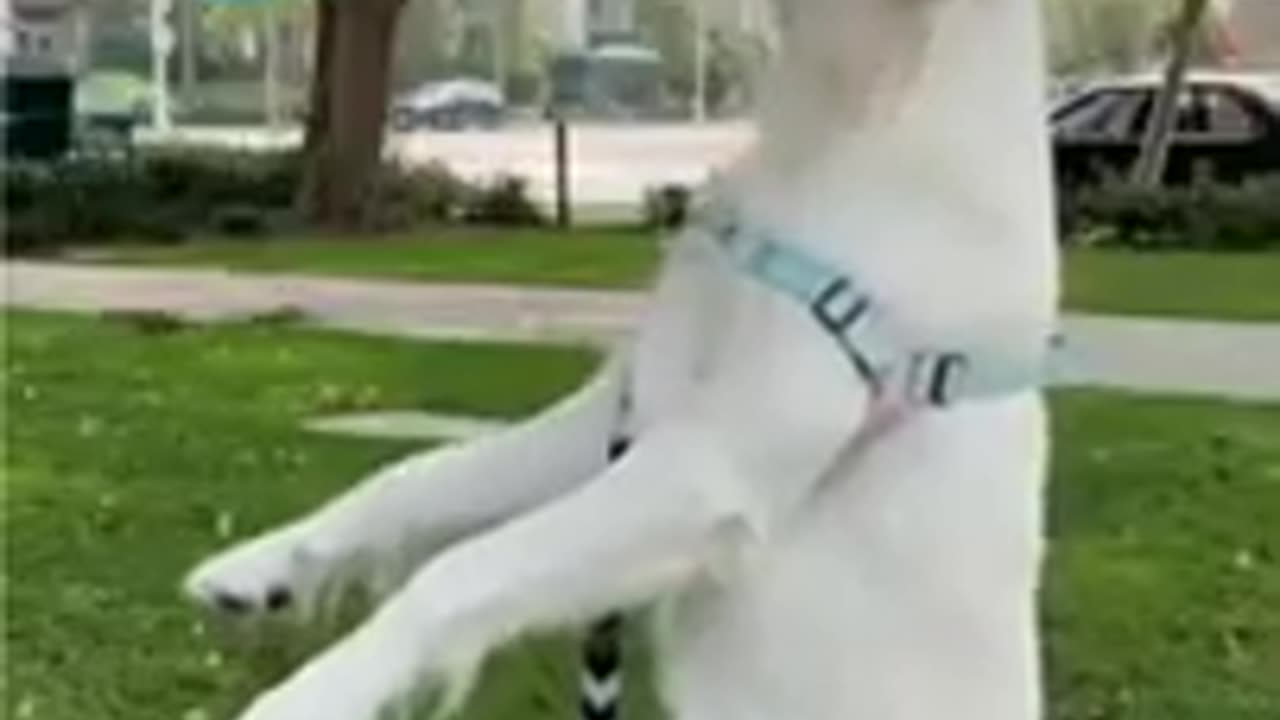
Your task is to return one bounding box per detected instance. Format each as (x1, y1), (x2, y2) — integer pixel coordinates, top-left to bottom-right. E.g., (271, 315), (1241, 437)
(625, 236), (760, 427)
(644, 400), (1046, 720)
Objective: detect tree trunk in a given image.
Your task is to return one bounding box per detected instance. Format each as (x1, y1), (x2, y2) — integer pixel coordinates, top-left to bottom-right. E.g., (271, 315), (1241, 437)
(296, 0), (405, 229)
(296, 0), (335, 220)
(1131, 0), (1209, 188)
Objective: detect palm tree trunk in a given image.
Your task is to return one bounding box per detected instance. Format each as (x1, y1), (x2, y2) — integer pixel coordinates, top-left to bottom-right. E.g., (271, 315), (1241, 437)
(1131, 0), (1209, 188)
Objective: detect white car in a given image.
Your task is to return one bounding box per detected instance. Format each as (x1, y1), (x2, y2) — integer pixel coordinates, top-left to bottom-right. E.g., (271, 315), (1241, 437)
(391, 78), (505, 132)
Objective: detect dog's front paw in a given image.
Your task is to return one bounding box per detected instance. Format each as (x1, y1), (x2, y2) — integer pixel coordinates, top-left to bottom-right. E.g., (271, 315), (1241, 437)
(184, 524), (333, 617)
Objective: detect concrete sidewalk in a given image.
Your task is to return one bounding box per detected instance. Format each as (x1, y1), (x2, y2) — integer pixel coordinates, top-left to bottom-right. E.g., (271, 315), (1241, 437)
(5, 261), (1279, 402)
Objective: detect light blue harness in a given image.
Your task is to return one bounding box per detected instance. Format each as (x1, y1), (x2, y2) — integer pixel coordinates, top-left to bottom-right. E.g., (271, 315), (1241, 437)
(696, 205), (1056, 407)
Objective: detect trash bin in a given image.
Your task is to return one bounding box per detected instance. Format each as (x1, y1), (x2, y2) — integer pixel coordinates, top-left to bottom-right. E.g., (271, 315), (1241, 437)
(3, 66), (73, 160)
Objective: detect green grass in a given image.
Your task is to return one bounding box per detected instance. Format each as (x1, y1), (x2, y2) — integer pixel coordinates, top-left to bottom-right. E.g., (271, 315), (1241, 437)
(1045, 392), (1280, 719)
(1063, 250), (1280, 323)
(80, 231), (1280, 321)
(83, 228), (661, 290)
(5, 311), (1279, 720)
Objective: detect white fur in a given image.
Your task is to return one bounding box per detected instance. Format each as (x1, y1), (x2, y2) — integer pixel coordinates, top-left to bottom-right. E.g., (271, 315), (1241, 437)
(185, 1), (1059, 719)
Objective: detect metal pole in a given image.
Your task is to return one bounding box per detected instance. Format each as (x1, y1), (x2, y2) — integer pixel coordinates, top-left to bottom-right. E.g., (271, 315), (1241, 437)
(179, 0), (198, 100)
(563, 0), (587, 50)
(150, 0), (174, 131)
(71, 3), (92, 76)
(491, 0), (507, 93)
(554, 118), (571, 228)
(693, 0), (707, 123)
(580, 429), (632, 720)
(264, 3), (281, 127)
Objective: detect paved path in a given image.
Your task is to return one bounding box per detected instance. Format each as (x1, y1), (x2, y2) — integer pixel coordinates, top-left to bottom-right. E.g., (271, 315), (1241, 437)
(5, 261), (1279, 402)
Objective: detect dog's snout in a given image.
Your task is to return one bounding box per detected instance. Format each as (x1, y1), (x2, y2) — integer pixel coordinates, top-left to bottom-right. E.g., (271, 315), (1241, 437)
(265, 586), (293, 611)
(213, 590), (253, 614)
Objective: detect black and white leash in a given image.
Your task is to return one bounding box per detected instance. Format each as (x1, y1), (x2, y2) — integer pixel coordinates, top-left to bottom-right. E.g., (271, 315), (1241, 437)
(579, 388), (634, 720)
(580, 610), (626, 720)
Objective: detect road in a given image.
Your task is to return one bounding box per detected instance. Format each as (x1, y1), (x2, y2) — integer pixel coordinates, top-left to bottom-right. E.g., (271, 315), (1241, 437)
(138, 122), (757, 218)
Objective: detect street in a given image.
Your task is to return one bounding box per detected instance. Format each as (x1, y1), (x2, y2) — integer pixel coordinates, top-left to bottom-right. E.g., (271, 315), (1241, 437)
(137, 122), (758, 218)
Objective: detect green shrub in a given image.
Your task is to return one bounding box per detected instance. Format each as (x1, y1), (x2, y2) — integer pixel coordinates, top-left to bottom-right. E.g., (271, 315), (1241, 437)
(210, 205), (274, 238)
(1062, 176), (1280, 252)
(459, 175), (544, 226)
(3, 156), (189, 252)
(364, 161), (467, 231)
(135, 148), (302, 210)
(1, 150), (480, 253)
(2, 150), (302, 253)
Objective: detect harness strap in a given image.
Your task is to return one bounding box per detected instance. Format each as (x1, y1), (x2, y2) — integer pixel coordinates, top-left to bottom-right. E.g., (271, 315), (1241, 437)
(700, 206), (1054, 407)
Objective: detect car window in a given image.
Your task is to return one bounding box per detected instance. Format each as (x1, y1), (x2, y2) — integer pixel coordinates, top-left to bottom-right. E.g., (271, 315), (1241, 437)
(1054, 89), (1148, 141)
(1172, 88), (1210, 134)
(1180, 87), (1261, 140)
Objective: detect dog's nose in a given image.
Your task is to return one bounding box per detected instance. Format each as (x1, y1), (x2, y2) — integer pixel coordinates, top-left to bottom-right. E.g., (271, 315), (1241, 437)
(266, 586), (293, 611)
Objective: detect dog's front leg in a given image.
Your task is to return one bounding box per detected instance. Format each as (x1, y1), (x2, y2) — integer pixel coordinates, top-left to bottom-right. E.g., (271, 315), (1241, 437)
(231, 425), (742, 720)
(185, 356), (628, 616)
(234, 300), (874, 720)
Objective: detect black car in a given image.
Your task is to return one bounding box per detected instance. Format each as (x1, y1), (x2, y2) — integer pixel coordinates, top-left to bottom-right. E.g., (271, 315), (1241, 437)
(1051, 72), (1280, 187)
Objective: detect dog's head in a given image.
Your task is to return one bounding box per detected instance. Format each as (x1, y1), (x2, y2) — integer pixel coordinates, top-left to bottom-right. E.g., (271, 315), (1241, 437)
(756, 0), (1038, 164)
(764, 0), (949, 123)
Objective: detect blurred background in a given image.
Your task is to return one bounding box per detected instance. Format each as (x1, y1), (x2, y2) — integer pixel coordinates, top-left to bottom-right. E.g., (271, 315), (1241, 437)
(3, 0), (1279, 235)
(4, 6), (1279, 720)
(3, 0), (1277, 125)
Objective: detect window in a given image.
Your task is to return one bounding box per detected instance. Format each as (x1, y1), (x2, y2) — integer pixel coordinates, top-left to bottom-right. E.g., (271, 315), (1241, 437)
(1054, 89), (1148, 141)
(1173, 89), (1209, 134)
(1196, 87), (1260, 140)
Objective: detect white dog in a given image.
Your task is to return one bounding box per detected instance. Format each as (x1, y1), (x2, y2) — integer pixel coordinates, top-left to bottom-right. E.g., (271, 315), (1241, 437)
(185, 1), (1060, 719)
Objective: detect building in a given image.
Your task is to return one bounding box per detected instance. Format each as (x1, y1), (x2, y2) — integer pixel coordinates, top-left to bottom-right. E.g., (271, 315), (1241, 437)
(2, 0), (86, 74)
(530, 0), (774, 51)
(531, 0), (636, 49)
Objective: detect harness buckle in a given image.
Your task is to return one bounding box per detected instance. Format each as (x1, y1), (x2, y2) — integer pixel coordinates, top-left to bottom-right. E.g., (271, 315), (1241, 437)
(811, 279), (879, 386)
(925, 352), (970, 407)
(812, 278), (872, 334)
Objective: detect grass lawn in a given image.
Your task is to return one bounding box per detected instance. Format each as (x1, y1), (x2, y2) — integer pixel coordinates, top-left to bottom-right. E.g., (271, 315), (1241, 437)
(1064, 250), (1280, 323)
(5, 310), (1279, 720)
(80, 228), (660, 290)
(79, 230), (1280, 322)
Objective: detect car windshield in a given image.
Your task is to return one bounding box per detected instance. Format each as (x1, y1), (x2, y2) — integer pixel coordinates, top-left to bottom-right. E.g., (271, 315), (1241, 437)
(404, 80), (502, 107)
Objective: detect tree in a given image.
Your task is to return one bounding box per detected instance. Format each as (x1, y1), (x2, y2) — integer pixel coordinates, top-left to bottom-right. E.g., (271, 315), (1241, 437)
(391, 0), (461, 91)
(296, 0), (407, 229)
(1042, 0), (1229, 76)
(1131, 0), (1210, 187)
(1043, 0), (1175, 75)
